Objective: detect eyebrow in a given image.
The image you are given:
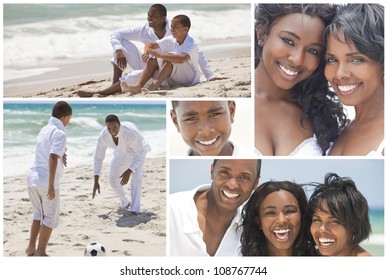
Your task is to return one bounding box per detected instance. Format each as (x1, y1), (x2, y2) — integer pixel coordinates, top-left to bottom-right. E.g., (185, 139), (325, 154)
(326, 51), (362, 57)
(283, 30), (323, 48)
(181, 106), (225, 117)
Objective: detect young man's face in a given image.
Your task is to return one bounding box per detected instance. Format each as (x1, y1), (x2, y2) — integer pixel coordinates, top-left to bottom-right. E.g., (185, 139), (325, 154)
(147, 7), (165, 28)
(210, 159), (259, 212)
(170, 18), (188, 40)
(170, 101), (235, 156)
(106, 121), (120, 138)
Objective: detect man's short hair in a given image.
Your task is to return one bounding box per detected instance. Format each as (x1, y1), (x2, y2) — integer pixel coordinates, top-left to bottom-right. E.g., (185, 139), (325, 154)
(213, 159), (262, 179)
(105, 114), (120, 124)
(151, 4), (167, 17)
(52, 101), (72, 119)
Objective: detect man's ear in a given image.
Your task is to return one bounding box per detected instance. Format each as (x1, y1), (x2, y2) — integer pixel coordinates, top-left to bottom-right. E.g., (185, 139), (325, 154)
(170, 110), (180, 132)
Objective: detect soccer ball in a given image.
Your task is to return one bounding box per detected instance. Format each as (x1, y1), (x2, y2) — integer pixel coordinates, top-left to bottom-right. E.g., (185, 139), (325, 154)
(84, 242), (106, 256)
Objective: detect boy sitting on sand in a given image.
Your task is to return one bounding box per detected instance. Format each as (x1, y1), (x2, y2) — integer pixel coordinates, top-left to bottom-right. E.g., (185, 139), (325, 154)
(120, 14), (201, 94)
(25, 101), (72, 256)
(170, 100), (257, 156)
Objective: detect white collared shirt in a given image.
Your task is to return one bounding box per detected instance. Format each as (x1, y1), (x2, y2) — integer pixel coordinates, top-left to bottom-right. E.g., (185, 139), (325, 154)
(169, 184), (243, 256)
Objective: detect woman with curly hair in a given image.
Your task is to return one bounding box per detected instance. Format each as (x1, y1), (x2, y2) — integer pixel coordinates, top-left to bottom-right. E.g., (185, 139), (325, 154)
(324, 4), (384, 156)
(241, 181), (317, 256)
(254, 4), (348, 156)
(307, 173), (371, 256)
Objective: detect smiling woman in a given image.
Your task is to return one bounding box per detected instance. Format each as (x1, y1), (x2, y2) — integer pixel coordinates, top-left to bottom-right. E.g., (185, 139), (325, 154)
(254, 4), (348, 156)
(324, 3), (384, 156)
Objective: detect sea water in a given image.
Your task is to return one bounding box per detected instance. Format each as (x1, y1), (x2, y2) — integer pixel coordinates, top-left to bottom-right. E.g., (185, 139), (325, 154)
(3, 3), (251, 80)
(3, 101), (166, 177)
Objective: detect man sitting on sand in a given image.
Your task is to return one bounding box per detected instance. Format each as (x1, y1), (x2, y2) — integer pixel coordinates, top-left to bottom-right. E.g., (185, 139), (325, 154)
(77, 5), (218, 97)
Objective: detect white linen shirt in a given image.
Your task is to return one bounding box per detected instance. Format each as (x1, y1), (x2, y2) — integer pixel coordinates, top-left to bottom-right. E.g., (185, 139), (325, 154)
(93, 122), (151, 176)
(27, 117), (67, 190)
(156, 34), (201, 85)
(169, 184), (243, 256)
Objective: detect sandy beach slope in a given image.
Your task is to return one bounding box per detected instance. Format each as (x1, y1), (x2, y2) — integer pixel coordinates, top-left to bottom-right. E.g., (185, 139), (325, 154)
(5, 56), (251, 99)
(3, 157), (166, 257)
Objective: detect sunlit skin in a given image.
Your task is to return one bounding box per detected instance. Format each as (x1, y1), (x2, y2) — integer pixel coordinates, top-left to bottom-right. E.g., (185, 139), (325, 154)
(106, 121), (120, 140)
(310, 200), (371, 256)
(170, 101), (235, 156)
(325, 31), (384, 155)
(258, 190), (301, 256)
(255, 13), (325, 155)
(195, 160), (260, 256)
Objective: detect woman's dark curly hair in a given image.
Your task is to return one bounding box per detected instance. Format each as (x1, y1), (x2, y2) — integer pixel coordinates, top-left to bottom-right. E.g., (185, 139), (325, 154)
(241, 180), (317, 256)
(255, 4), (349, 153)
(306, 173), (371, 249)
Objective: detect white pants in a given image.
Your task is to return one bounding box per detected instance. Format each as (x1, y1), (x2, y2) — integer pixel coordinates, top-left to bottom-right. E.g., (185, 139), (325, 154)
(109, 155), (144, 213)
(111, 40), (145, 71)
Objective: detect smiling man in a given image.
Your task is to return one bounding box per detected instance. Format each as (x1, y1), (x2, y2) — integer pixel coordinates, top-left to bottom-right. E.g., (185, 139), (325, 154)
(92, 115), (150, 213)
(169, 159), (261, 256)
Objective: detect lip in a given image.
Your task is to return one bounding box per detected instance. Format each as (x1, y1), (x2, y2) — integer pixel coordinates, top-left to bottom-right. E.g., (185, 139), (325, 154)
(318, 236), (336, 248)
(273, 228), (291, 242)
(278, 63), (301, 81)
(221, 189), (241, 203)
(195, 136), (219, 146)
(335, 83), (361, 97)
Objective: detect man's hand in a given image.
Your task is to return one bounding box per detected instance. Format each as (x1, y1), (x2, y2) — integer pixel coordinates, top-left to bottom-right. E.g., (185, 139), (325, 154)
(62, 152), (67, 167)
(120, 168), (132, 185)
(116, 49), (127, 70)
(92, 181), (100, 199)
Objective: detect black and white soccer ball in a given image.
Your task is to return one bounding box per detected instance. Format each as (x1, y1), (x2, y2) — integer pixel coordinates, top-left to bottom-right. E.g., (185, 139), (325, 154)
(84, 242), (106, 256)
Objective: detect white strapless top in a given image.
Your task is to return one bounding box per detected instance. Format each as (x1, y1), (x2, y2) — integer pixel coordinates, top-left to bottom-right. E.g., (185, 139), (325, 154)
(255, 135), (323, 156)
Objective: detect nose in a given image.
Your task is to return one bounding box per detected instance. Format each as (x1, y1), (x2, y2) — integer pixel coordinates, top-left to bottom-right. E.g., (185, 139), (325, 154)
(227, 177), (239, 189)
(335, 62), (351, 80)
(198, 120), (214, 135)
(288, 47), (305, 67)
(277, 212), (287, 224)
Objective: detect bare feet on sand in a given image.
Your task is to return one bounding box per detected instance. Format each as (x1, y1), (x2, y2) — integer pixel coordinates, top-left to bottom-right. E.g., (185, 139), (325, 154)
(25, 246), (36, 256)
(120, 82), (142, 94)
(76, 90), (95, 98)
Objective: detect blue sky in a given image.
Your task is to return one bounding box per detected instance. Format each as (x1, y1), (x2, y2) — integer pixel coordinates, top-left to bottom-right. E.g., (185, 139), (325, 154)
(169, 158), (384, 209)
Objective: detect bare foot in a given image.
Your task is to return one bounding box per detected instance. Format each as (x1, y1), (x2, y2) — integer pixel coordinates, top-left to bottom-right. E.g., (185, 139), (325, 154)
(25, 246), (36, 256)
(76, 90), (95, 98)
(34, 252), (49, 256)
(120, 82), (141, 94)
(147, 83), (160, 91)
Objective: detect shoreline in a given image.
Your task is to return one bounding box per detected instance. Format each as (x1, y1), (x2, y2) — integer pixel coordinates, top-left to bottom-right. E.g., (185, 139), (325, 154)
(3, 157), (166, 257)
(4, 37), (251, 98)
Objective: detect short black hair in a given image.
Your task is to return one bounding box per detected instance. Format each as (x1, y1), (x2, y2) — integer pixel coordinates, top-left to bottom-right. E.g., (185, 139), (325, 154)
(307, 173), (371, 246)
(52, 101), (72, 119)
(173, 14), (191, 30)
(105, 114), (120, 124)
(213, 159), (262, 179)
(151, 4), (167, 17)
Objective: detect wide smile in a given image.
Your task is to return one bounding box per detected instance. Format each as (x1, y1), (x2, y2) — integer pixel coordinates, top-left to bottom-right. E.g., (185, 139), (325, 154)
(273, 228), (291, 242)
(336, 83), (361, 97)
(318, 237), (336, 248)
(222, 190), (240, 199)
(278, 63), (300, 77)
(195, 136), (219, 146)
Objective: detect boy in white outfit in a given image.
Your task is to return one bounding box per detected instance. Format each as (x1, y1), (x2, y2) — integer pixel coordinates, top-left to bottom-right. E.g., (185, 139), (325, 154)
(92, 115), (150, 213)
(25, 101), (72, 256)
(121, 14), (202, 94)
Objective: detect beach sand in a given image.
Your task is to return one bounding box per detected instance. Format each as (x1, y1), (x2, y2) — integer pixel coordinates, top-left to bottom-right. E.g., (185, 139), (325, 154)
(2, 157), (166, 257)
(4, 40), (251, 98)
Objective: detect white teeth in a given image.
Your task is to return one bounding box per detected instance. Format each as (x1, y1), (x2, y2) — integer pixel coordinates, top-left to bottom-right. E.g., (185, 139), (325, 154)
(319, 237), (335, 245)
(223, 190), (240, 198)
(198, 138), (217, 146)
(338, 84), (357, 92)
(279, 64), (299, 76)
(273, 228), (290, 234)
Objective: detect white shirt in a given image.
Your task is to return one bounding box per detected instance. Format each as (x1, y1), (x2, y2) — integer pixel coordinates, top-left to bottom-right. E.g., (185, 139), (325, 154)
(169, 184), (243, 256)
(93, 122), (151, 176)
(111, 21), (214, 80)
(27, 117), (67, 189)
(156, 34), (201, 85)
